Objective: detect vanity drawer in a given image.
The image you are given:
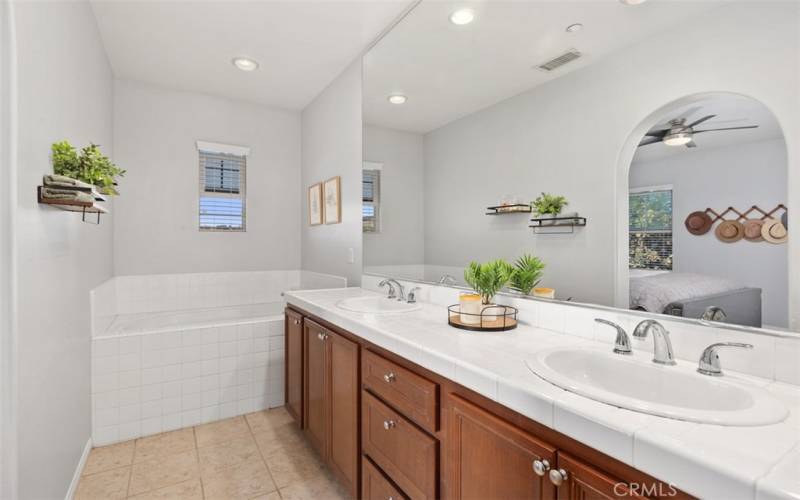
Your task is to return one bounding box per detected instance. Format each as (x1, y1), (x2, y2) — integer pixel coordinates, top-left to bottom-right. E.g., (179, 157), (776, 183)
(362, 391), (438, 500)
(362, 349), (439, 432)
(363, 455), (408, 500)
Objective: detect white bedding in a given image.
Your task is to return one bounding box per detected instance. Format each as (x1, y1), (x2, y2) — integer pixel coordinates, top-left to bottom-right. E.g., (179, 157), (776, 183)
(630, 272), (743, 313)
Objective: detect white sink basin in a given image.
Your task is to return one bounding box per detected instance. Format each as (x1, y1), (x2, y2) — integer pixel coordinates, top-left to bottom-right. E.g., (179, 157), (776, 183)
(526, 346), (788, 426)
(335, 296), (422, 314)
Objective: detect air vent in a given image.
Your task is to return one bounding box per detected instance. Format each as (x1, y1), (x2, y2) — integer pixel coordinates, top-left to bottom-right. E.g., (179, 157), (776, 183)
(537, 49), (582, 72)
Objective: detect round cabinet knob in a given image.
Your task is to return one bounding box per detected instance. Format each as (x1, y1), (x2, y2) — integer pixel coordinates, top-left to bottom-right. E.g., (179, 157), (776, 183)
(383, 372), (396, 383)
(549, 468), (569, 486)
(317, 333), (325, 341)
(382, 420), (396, 430)
(293, 319), (300, 325)
(532, 459), (550, 477)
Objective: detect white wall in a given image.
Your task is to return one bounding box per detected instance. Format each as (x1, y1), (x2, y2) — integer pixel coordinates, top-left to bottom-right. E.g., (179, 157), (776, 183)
(113, 79), (302, 276)
(13, 0), (114, 497)
(630, 139), (788, 327)
(0, 0), (16, 495)
(301, 60), (363, 286)
(363, 125), (425, 266)
(419, 2), (798, 316)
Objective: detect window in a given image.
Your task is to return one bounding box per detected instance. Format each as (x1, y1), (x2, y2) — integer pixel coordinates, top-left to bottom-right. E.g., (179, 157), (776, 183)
(197, 141), (248, 232)
(629, 186), (673, 270)
(363, 166), (381, 233)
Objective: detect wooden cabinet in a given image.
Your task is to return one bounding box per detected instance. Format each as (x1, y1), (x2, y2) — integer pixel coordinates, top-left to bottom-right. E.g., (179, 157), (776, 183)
(554, 453), (649, 500)
(363, 456), (408, 500)
(362, 391), (438, 500)
(287, 306), (689, 500)
(284, 309), (304, 427)
(362, 350), (439, 433)
(448, 394), (557, 500)
(302, 318), (359, 498)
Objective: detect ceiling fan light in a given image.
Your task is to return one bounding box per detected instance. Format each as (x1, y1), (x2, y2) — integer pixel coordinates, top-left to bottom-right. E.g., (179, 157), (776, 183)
(663, 132), (692, 146)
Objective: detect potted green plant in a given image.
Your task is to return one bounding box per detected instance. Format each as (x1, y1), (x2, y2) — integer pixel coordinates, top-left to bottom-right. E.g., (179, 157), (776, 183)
(531, 192), (569, 225)
(51, 140), (125, 195)
(464, 259), (514, 319)
(509, 254), (545, 295)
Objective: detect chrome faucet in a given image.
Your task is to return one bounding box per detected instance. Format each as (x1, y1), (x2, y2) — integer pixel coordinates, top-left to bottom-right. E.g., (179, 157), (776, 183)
(697, 342), (753, 376)
(594, 319), (632, 355)
(633, 319), (676, 366)
(438, 274), (457, 286)
(406, 287), (422, 304)
(701, 305), (727, 323)
(378, 278), (405, 301)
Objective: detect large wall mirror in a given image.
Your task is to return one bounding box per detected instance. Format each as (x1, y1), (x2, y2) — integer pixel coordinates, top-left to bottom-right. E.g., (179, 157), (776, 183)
(362, 1), (797, 334)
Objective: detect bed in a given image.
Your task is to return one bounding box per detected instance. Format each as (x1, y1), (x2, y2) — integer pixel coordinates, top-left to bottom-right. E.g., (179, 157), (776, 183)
(629, 272), (762, 327)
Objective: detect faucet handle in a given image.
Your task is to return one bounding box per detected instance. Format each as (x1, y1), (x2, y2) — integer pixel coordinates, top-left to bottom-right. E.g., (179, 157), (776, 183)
(407, 287), (422, 304)
(594, 319), (632, 355)
(697, 342), (753, 377)
(378, 279), (397, 299)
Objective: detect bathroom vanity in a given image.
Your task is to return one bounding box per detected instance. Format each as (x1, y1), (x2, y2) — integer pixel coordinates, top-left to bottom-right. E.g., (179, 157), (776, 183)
(283, 286), (800, 500)
(284, 294), (693, 499)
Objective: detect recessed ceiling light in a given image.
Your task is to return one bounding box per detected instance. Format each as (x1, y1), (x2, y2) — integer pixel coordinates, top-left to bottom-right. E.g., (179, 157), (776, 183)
(232, 57), (259, 72)
(449, 8), (475, 25)
(387, 94), (407, 105)
(619, 0), (647, 4)
(566, 23), (583, 33)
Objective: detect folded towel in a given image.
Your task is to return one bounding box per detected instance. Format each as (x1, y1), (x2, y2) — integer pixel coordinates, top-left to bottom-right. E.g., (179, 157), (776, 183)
(43, 174), (93, 190)
(41, 186), (95, 204)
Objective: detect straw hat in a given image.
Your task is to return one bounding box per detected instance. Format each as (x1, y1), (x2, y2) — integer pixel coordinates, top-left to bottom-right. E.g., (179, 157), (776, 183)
(762, 218), (788, 244)
(684, 211), (712, 235)
(715, 220), (744, 243)
(742, 219), (764, 242)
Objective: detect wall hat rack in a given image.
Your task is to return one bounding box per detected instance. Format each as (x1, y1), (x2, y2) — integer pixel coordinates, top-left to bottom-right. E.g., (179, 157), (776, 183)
(685, 204), (788, 245)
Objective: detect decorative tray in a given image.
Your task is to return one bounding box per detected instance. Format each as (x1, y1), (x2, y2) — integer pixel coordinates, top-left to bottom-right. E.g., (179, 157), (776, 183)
(447, 304), (518, 332)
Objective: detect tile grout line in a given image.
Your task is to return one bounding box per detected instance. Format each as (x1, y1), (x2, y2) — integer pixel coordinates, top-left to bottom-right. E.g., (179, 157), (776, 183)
(245, 411), (282, 496)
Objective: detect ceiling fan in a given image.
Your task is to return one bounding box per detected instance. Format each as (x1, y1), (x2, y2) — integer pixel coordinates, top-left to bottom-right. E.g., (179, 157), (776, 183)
(638, 113), (759, 148)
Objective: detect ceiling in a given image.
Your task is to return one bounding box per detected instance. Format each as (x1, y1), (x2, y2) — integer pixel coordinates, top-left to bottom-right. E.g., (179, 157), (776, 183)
(363, 0), (728, 134)
(90, 0), (413, 110)
(632, 94), (784, 164)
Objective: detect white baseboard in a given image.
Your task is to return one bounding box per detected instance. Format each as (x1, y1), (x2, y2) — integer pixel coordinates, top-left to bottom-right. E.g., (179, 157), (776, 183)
(65, 438), (92, 500)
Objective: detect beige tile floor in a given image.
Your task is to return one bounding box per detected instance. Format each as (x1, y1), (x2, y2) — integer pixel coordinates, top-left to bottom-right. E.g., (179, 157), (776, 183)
(75, 407), (350, 500)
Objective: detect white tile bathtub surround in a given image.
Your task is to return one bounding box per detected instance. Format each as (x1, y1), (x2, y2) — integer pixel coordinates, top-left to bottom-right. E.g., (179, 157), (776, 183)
(89, 270), (347, 329)
(361, 274), (800, 384)
(91, 318), (284, 446)
(287, 286), (800, 500)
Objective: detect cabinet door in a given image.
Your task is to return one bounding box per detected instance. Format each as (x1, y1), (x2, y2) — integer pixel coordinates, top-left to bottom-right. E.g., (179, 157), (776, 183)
(285, 309), (303, 427)
(555, 453), (649, 500)
(303, 319), (328, 458)
(448, 394), (557, 500)
(328, 330), (359, 497)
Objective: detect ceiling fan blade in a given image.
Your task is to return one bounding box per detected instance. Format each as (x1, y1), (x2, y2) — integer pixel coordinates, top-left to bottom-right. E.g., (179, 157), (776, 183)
(687, 114), (716, 128)
(685, 140), (698, 148)
(645, 129), (670, 138)
(693, 125), (759, 134)
(638, 136), (663, 147)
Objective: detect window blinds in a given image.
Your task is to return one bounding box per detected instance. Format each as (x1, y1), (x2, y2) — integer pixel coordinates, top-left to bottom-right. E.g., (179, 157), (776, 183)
(199, 150), (246, 231)
(363, 169), (380, 233)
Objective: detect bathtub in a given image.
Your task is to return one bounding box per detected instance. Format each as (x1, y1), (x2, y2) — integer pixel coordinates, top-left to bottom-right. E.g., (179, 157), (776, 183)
(91, 304), (287, 446)
(89, 270), (346, 446)
(103, 302), (285, 336)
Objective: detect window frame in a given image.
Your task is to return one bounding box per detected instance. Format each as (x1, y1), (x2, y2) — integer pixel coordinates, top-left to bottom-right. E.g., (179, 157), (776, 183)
(363, 162), (383, 234)
(628, 184), (674, 271)
(196, 141), (249, 233)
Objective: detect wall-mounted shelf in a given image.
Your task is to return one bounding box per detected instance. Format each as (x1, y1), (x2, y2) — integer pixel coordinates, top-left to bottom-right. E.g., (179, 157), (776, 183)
(37, 186), (108, 224)
(486, 204), (531, 215)
(529, 216), (586, 234)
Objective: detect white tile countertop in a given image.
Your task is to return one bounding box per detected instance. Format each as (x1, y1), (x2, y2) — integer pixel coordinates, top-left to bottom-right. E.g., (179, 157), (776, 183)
(285, 287), (800, 500)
